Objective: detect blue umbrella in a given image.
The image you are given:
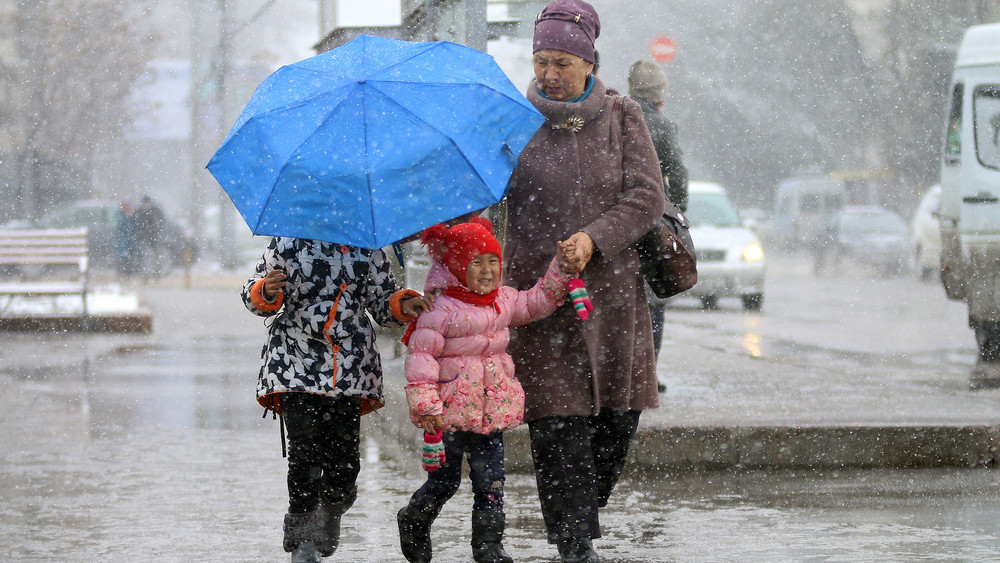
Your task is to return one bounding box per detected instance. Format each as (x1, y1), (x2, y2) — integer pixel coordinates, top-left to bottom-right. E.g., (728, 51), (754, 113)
(207, 35), (544, 249)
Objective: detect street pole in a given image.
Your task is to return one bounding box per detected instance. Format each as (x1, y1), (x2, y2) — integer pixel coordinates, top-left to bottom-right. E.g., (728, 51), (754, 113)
(187, 2), (209, 262)
(210, 0), (280, 271)
(215, 0), (238, 270)
(464, 0), (488, 51)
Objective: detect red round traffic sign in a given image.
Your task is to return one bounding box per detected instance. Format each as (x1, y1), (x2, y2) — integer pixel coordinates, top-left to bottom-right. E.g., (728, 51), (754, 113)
(649, 35), (677, 63)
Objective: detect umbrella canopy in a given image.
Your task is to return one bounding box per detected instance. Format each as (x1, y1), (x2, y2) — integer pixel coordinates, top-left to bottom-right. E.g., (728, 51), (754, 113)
(207, 34), (545, 249)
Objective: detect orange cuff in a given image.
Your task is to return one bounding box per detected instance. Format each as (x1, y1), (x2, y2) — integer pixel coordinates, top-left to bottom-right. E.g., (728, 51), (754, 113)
(390, 289), (421, 322)
(250, 278), (284, 312)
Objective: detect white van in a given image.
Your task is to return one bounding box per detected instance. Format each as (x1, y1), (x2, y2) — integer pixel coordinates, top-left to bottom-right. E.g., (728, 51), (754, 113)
(938, 22), (1000, 361)
(773, 175), (846, 248)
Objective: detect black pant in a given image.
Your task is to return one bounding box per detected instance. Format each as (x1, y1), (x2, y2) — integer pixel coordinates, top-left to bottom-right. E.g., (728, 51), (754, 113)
(281, 393), (361, 514)
(649, 301), (665, 358)
(409, 430), (506, 514)
(528, 409), (640, 543)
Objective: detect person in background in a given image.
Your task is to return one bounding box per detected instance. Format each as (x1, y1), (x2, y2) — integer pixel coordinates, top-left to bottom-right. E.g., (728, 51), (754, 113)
(114, 200), (138, 278)
(242, 237), (433, 563)
(133, 195), (166, 282)
(503, 1), (666, 560)
(628, 59), (689, 391)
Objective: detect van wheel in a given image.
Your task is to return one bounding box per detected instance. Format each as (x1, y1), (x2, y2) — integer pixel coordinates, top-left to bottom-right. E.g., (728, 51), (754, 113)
(742, 293), (763, 311)
(974, 320), (1000, 363)
(700, 296), (719, 310)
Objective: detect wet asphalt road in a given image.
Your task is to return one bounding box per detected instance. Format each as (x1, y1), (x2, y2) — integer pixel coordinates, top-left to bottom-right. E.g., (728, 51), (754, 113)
(2, 254), (1000, 561)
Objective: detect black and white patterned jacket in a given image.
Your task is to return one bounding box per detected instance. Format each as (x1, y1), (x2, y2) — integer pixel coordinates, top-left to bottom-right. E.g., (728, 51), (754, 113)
(242, 237), (416, 415)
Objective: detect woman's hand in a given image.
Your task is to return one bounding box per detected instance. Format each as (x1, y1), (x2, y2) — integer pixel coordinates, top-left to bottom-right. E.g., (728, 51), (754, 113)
(558, 232), (594, 274)
(262, 269), (287, 300)
(401, 293), (435, 318)
(420, 414), (444, 434)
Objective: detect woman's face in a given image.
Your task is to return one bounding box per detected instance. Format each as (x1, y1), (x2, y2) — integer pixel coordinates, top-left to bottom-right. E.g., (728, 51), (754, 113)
(533, 49), (594, 101)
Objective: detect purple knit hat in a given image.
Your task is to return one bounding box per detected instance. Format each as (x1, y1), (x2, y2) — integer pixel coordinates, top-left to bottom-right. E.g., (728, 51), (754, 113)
(532, 0), (601, 63)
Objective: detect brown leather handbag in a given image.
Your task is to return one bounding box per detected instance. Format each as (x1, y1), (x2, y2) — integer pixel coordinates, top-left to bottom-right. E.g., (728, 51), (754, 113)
(611, 95), (698, 298)
(636, 200), (698, 299)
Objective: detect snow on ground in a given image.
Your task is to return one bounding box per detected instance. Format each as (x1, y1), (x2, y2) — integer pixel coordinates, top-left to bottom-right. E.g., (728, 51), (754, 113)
(0, 285), (144, 317)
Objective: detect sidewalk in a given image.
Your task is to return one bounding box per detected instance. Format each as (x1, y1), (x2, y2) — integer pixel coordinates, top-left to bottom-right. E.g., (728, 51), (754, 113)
(148, 265), (1000, 472)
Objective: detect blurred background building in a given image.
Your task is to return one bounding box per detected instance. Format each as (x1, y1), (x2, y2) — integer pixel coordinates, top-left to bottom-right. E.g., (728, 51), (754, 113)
(0, 0), (997, 267)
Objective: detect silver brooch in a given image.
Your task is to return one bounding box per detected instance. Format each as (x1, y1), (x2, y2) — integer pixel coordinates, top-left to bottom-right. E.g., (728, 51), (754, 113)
(551, 115), (585, 133)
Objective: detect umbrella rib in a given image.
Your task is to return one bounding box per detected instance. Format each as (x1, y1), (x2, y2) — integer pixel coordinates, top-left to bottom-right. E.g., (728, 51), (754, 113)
(250, 73), (353, 120)
(253, 91), (362, 239)
(360, 81), (378, 246)
(366, 76), (539, 120)
(368, 83), (505, 198)
(362, 36), (439, 76)
(363, 39), (533, 111)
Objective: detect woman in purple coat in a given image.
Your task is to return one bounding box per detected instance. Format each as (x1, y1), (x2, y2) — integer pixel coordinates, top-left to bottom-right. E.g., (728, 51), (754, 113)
(502, 1), (666, 561)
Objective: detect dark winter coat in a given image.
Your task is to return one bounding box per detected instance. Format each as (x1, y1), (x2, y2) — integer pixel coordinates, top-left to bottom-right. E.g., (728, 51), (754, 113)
(634, 97), (688, 212)
(503, 76), (666, 421)
(241, 237), (415, 416)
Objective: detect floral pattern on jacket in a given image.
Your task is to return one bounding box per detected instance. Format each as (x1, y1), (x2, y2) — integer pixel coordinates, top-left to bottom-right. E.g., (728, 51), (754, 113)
(404, 258), (569, 434)
(242, 237), (412, 416)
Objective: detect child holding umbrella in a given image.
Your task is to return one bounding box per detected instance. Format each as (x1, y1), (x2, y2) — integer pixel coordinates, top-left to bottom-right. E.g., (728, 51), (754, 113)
(242, 236), (433, 563)
(397, 217), (572, 562)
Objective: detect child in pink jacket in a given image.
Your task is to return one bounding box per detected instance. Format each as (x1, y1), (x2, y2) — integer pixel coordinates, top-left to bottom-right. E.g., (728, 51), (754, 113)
(397, 217), (570, 563)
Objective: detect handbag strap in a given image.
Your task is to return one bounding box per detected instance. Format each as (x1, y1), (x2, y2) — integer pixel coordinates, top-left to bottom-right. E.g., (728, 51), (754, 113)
(615, 96), (688, 227)
(612, 95), (625, 147)
(612, 95), (627, 197)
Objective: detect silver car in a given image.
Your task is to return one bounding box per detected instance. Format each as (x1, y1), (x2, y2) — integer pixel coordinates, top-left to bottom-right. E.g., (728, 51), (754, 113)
(827, 205), (911, 277)
(684, 182), (766, 311)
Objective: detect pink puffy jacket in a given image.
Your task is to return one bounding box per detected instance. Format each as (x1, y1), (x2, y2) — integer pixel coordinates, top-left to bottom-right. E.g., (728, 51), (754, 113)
(404, 258), (569, 434)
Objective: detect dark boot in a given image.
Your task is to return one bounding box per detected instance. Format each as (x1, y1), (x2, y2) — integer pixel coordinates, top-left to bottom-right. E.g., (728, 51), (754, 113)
(290, 542), (321, 563)
(397, 503), (440, 562)
(471, 510), (513, 563)
(283, 511), (325, 563)
(318, 486), (357, 557)
(557, 537), (599, 563)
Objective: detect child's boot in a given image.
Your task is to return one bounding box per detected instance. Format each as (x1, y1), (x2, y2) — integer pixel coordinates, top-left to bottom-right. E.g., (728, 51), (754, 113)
(282, 510), (324, 563)
(471, 509), (513, 563)
(397, 502), (440, 562)
(318, 486), (357, 556)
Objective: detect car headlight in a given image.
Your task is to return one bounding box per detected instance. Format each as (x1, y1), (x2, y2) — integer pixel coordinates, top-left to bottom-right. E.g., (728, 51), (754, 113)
(742, 242), (764, 262)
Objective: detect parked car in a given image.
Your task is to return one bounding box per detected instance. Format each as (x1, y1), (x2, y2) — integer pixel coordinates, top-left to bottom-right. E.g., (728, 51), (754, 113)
(910, 184), (942, 281)
(825, 205), (911, 276)
(9, 200), (197, 271)
(684, 181), (766, 311)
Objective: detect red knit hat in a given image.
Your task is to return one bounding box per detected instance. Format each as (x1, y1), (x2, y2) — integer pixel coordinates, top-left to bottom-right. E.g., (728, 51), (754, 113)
(421, 216), (502, 282)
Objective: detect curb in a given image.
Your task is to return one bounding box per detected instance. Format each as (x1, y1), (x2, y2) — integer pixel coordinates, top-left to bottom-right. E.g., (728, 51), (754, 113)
(626, 425), (1000, 470)
(378, 359), (1000, 472)
(476, 424), (1000, 473)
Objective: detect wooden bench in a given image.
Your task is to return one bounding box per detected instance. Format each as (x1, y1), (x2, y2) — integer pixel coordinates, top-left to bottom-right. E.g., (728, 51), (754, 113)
(0, 228), (90, 324)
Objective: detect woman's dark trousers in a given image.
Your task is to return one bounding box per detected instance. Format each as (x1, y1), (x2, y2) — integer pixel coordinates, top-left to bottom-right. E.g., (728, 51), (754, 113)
(649, 301), (665, 358)
(528, 409), (640, 543)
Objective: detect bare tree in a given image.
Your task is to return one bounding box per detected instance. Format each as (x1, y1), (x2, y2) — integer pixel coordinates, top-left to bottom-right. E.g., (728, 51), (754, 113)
(4, 0), (156, 221)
